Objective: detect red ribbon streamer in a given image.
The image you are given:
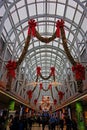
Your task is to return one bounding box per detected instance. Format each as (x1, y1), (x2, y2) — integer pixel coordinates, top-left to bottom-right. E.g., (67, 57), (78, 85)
(6, 60), (17, 78)
(48, 84), (52, 89)
(28, 19), (37, 36)
(27, 90), (32, 99)
(40, 83), (43, 89)
(72, 63), (85, 80)
(56, 19), (64, 37)
(36, 66), (41, 76)
(50, 67), (55, 76)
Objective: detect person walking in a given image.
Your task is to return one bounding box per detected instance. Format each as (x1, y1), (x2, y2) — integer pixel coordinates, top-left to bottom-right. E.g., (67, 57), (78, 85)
(59, 118), (64, 130)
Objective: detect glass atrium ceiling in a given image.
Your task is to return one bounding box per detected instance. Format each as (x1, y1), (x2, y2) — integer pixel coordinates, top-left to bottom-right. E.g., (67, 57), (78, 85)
(0, 0), (87, 111)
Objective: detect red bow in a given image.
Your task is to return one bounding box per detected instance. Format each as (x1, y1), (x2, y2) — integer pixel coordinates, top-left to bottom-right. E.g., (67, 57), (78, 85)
(6, 60), (17, 78)
(56, 19), (64, 37)
(34, 99), (37, 105)
(54, 99), (57, 105)
(28, 19), (37, 36)
(58, 91), (64, 100)
(72, 64), (85, 80)
(36, 66), (41, 76)
(27, 90), (32, 99)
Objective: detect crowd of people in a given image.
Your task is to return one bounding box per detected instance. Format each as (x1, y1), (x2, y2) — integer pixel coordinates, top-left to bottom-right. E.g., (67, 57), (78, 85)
(0, 110), (78, 130)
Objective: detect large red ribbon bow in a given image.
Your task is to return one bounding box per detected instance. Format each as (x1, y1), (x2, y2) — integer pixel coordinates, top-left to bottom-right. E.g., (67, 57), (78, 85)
(28, 19), (37, 36)
(58, 91), (64, 100)
(6, 60), (17, 78)
(56, 19), (64, 37)
(72, 63), (85, 80)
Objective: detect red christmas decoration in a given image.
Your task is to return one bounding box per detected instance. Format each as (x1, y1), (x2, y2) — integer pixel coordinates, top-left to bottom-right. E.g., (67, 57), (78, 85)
(40, 83), (43, 89)
(6, 60), (17, 78)
(34, 99), (37, 105)
(54, 99), (57, 105)
(28, 19), (37, 36)
(36, 66), (41, 76)
(48, 84), (52, 89)
(27, 90), (32, 99)
(72, 63), (85, 80)
(56, 19), (64, 37)
(58, 91), (64, 100)
(50, 67), (55, 76)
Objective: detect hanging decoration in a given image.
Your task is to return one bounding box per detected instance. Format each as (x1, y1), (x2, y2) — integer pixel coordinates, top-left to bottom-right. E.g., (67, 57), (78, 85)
(34, 99), (38, 105)
(6, 60), (17, 78)
(39, 83), (43, 89)
(36, 66), (55, 80)
(27, 90), (32, 99)
(36, 66), (41, 76)
(6, 60), (17, 91)
(28, 19), (37, 36)
(56, 19), (64, 37)
(54, 99), (57, 105)
(72, 63), (85, 80)
(58, 91), (64, 101)
(50, 67), (55, 76)
(5, 19), (85, 94)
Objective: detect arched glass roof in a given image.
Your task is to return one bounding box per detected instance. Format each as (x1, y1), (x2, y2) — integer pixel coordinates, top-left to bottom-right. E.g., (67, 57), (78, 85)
(0, 0), (87, 111)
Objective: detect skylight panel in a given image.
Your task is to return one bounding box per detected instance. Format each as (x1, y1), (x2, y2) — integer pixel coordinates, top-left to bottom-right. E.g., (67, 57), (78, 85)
(21, 22), (27, 29)
(59, 44), (64, 50)
(4, 18), (12, 32)
(40, 42), (45, 45)
(77, 33), (83, 41)
(57, 0), (66, 3)
(38, 26), (44, 33)
(78, 5), (83, 12)
(37, 3), (44, 14)
(34, 42), (39, 47)
(16, 0), (25, 8)
(27, 0), (35, 4)
(29, 44), (33, 49)
(81, 18), (87, 32)
(66, 6), (75, 20)
(74, 11), (82, 24)
(18, 7), (27, 20)
(0, 5), (5, 16)
(48, 3), (56, 14)
(47, 25), (54, 33)
(12, 11), (19, 24)
(28, 4), (36, 16)
(10, 32), (15, 41)
(19, 33), (24, 42)
(10, 6), (16, 13)
(68, 33), (74, 42)
(68, 0), (77, 7)
(57, 4), (65, 16)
